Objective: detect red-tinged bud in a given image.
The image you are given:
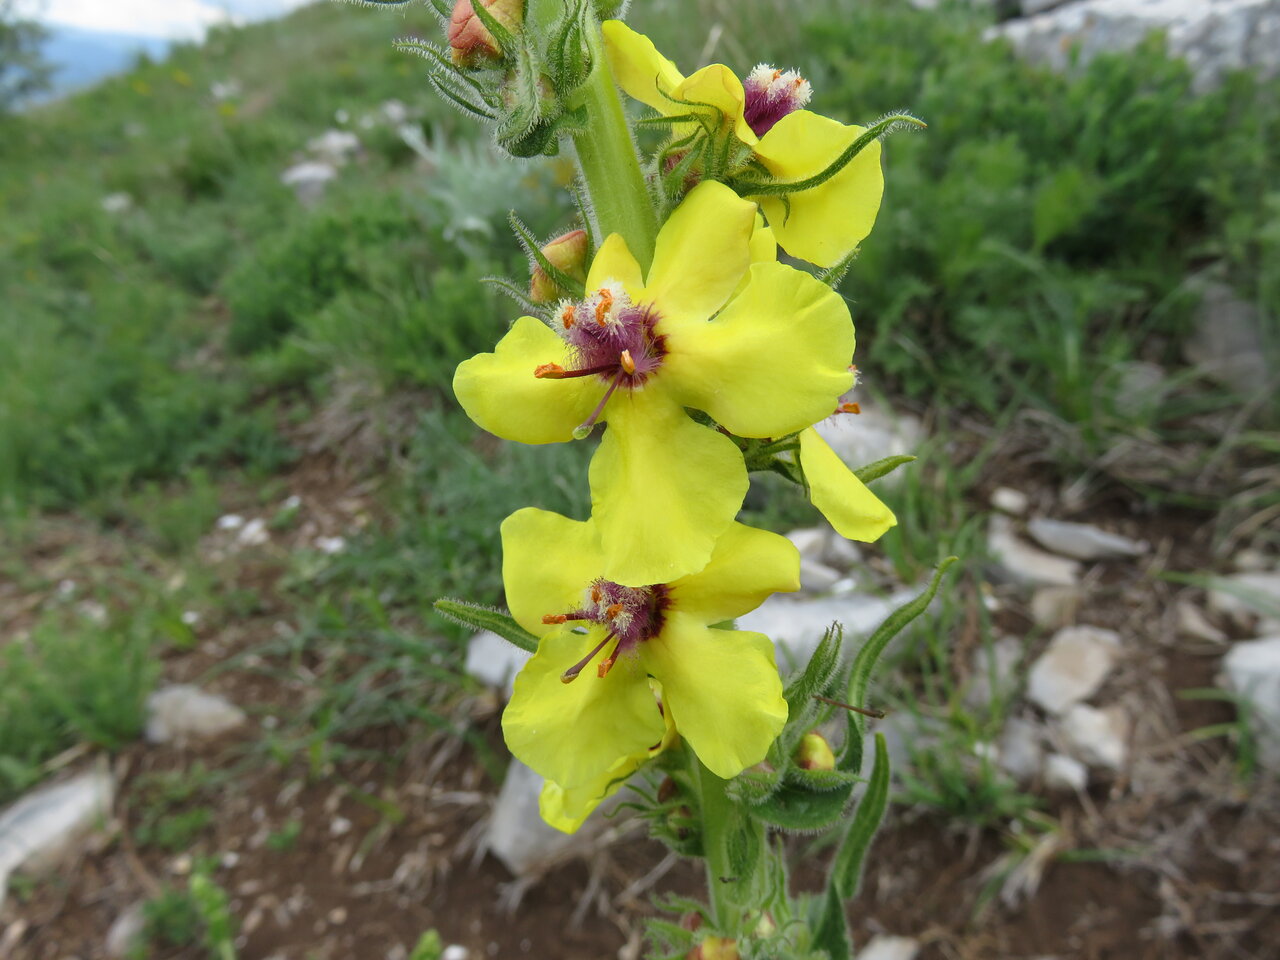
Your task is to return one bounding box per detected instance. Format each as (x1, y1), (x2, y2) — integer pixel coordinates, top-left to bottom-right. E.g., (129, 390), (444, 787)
(795, 731), (836, 771)
(688, 937), (739, 960)
(530, 229), (589, 303)
(448, 0), (524, 67)
(658, 776), (678, 804)
(679, 911), (703, 932)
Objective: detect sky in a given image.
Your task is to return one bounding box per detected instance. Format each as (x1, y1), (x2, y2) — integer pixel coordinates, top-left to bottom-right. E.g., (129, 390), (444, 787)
(20, 0), (313, 40)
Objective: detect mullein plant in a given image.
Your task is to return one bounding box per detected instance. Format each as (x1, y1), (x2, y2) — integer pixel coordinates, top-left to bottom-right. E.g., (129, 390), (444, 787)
(366, 1), (950, 956)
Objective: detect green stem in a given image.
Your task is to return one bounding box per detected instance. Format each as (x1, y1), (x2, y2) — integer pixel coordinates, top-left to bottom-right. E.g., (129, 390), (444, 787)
(568, 11), (658, 268)
(694, 753), (736, 930)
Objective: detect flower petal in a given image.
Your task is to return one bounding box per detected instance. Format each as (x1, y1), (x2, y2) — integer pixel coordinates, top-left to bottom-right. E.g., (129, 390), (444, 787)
(671, 64), (756, 146)
(753, 112), (884, 268)
(602, 19), (684, 114)
(585, 232), (644, 296)
(800, 427), (897, 542)
(503, 625), (666, 789)
(500, 508), (603, 637)
(643, 181), (756, 325)
(663, 261), (854, 437)
(643, 612), (786, 780)
(671, 522), (800, 624)
(453, 317), (601, 444)
(589, 387), (747, 587)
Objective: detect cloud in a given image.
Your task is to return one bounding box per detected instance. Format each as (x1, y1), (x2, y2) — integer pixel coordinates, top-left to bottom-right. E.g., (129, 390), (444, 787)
(25, 0), (314, 40)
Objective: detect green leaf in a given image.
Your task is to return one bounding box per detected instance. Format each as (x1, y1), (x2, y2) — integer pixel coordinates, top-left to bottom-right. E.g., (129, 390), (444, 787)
(433, 599), (538, 653)
(746, 781), (851, 832)
(853, 454), (917, 485)
(778, 625), (844, 759)
(831, 733), (890, 899)
(810, 885), (852, 960)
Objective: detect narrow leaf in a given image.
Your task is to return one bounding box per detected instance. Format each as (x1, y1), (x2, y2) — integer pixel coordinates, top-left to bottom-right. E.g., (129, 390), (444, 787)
(433, 599), (538, 653)
(853, 454), (917, 485)
(832, 733), (890, 899)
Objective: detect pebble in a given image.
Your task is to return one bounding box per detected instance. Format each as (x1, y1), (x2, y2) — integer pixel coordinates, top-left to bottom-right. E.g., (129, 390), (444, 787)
(442, 948), (469, 960)
(1030, 585), (1083, 630)
(1043, 752), (1089, 792)
(786, 526), (828, 560)
(997, 717), (1045, 784)
(1221, 636), (1280, 769)
(965, 635), (1023, 710)
(799, 558), (844, 594)
(1026, 626), (1121, 715)
(990, 486), (1029, 515)
(464, 631), (532, 697)
(145, 685), (247, 744)
(237, 517), (269, 547)
(1176, 600), (1226, 643)
(856, 935), (921, 960)
(105, 904), (146, 958)
(1209, 572), (1280, 625)
(1026, 517), (1148, 561)
(988, 516), (1081, 588)
(1059, 704), (1129, 770)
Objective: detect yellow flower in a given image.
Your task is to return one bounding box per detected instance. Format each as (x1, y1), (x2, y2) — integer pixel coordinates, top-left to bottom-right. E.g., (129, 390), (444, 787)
(499, 507), (797, 796)
(538, 691), (676, 834)
(453, 181), (855, 586)
(602, 20), (884, 269)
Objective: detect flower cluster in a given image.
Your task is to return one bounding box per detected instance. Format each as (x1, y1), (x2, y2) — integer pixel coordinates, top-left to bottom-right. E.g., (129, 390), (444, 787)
(450, 20), (901, 833)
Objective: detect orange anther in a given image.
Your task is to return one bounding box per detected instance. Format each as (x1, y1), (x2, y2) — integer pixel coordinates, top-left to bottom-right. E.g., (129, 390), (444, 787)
(771, 69), (782, 81)
(597, 655), (617, 678)
(594, 288), (613, 325)
(838, 402), (861, 415)
(560, 304), (577, 328)
(590, 584), (602, 604)
(542, 614), (568, 624)
(605, 603), (624, 619)
(619, 349), (636, 375)
(534, 362), (566, 379)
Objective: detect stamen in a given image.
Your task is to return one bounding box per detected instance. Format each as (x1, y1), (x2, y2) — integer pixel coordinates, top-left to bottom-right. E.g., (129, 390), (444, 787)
(536, 361), (623, 380)
(543, 614), (567, 624)
(619, 349), (636, 375)
(605, 603), (624, 619)
(597, 647), (619, 678)
(594, 288), (614, 326)
(561, 632), (615, 683)
(560, 304), (577, 329)
(837, 402), (861, 415)
(572, 368), (626, 440)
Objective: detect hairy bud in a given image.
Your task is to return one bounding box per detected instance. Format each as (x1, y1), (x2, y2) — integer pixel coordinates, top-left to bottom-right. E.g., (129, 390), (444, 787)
(795, 731), (836, 771)
(530, 229), (588, 303)
(448, 0), (525, 67)
(688, 937), (739, 960)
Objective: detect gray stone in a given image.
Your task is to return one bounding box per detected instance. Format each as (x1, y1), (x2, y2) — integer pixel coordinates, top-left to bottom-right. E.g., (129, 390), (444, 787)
(280, 161), (337, 203)
(1030, 585), (1084, 630)
(786, 526), (829, 560)
(990, 486), (1029, 515)
(856, 935), (921, 960)
(106, 903), (146, 958)
(465, 631), (531, 697)
(965, 635), (1024, 710)
(988, 516), (1082, 588)
(800, 558), (844, 594)
(145, 685), (246, 744)
(1026, 626), (1121, 715)
(1209, 571), (1280, 624)
(997, 717), (1046, 783)
(1027, 517), (1148, 561)
(0, 767), (114, 905)
(738, 587), (923, 670)
(991, 0), (1280, 91)
(824, 534), (864, 570)
(1176, 600), (1227, 643)
(1185, 278), (1272, 394)
(1221, 636), (1280, 768)
(1043, 752), (1089, 792)
(1059, 703), (1129, 770)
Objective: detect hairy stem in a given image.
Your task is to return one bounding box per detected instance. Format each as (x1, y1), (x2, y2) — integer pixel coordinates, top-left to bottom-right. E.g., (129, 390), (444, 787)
(694, 753), (736, 930)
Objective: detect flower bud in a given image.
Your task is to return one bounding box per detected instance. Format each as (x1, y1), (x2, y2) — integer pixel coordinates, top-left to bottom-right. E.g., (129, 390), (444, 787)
(795, 731), (836, 771)
(688, 937), (739, 960)
(530, 229), (588, 303)
(752, 911), (777, 938)
(448, 0), (524, 67)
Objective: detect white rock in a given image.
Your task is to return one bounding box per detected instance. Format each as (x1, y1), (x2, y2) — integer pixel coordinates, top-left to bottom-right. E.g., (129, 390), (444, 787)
(237, 517), (269, 546)
(1176, 600), (1227, 643)
(738, 587), (923, 670)
(823, 534), (864, 570)
(814, 406), (923, 486)
(441, 947), (468, 960)
(786, 526), (829, 560)
(965, 635), (1024, 710)
(1234, 548), (1271, 571)
(216, 513), (245, 531)
(1026, 518), (1148, 561)
(997, 717), (1045, 784)
(306, 128), (361, 165)
(100, 192), (132, 214)
(988, 516), (1082, 588)
(0, 768), (115, 905)
(1043, 752), (1089, 792)
(856, 935), (921, 960)
(991, 0), (1280, 91)
(465, 631), (531, 696)
(145, 685), (247, 744)
(1026, 626), (1121, 715)
(1209, 571), (1280, 623)
(1030, 585), (1083, 630)
(1059, 703), (1129, 770)
(1221, 636), (1280, 768)
(106, 903), (146, 958)
(280, 160), (337, 203)
(990, 486), (1029, 515)
(800, 558), (844, 594)
(315, 535), (347, 555)
(484, 760), (623, 877)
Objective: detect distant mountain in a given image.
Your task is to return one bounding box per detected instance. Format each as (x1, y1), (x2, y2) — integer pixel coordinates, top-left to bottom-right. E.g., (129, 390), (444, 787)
(39, 26), (171, 99)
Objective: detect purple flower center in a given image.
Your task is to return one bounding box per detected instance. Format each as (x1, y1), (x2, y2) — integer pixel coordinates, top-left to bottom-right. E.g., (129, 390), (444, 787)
(742, 63), (812, 137)
(545, 580), (671, 683)
(535, 283), (668, 436)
